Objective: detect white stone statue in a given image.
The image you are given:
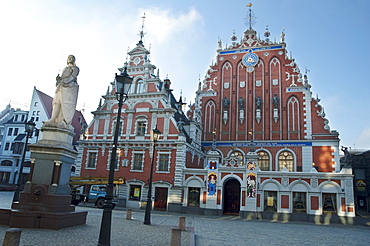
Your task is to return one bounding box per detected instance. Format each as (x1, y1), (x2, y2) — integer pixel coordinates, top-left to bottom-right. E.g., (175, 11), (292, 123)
(44, 55), (79, 128)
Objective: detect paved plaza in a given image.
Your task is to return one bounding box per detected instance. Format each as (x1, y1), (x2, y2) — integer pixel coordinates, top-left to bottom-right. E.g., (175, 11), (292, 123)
(1, 191), (370, 245)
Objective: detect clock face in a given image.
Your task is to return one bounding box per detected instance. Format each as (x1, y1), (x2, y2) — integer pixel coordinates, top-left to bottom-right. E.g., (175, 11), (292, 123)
(242, 52), (259, 67)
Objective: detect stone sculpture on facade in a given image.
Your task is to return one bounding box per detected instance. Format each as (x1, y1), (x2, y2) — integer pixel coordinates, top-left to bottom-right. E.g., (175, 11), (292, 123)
(272, 94), (279, 108)
(255, 96), (262, 109)
(341, 146), (352, 167)
(223, 97), (230, 108)
(45, 55), (79, 128)
(238, 97), (244, 109)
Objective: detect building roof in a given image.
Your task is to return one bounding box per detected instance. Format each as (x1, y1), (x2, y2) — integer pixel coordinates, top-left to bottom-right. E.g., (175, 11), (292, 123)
(35, 87), (53, 118)
(34, 87), (87, 145)
(14, 133), (26, 141)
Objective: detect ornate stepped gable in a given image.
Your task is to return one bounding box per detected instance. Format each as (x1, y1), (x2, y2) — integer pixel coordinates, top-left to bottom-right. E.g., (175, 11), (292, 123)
(81, 35), (204, 182)
(192, 26), (338, 143)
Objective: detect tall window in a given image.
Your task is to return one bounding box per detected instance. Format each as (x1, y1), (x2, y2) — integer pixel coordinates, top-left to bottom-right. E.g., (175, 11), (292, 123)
(132, 153), (143, 171)
(87, 152), (97, 168)
(158, 154), (170, 172)
(14, 128), (19, 136)
(257, 151), (270, 171)
(113, 150), (120, 170)
(288, 96), (300, 132)
(187, 187), (200, 207)
(136, 121), (146, 136)
(278, 151), (294, 171)
(4, 143), (10, 151)
(112, 120), (123, 135)
(293, 192), (306, 213)
(8, 128), (13, 136)
(264, 191), (277, 211)
(0, 172), (10, 183)
(204, 100), (216, 140)
(12, 142), (24, 155)
(136, 79), (144, 93)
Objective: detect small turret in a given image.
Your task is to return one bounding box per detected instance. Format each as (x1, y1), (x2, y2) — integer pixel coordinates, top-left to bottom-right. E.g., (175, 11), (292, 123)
(264, 25), (270, 42)
(231, 30), (238, 46)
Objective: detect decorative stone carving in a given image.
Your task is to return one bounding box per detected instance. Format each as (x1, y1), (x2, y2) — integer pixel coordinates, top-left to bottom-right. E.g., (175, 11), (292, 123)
(311, 177), (318, 188)
(223, 110), (228, 124)
(282, 176), (289, 187)
(239, 109), (244, 124)
(256, 109), (261, 124)
(345, 178), (354, 204)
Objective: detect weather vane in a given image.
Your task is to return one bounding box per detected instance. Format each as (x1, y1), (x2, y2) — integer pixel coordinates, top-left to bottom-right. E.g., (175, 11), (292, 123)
(138, 13), (146, 42)
(245, 3), (256, 29)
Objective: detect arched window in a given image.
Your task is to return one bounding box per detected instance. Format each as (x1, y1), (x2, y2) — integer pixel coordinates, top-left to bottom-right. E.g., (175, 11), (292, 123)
(287, 96), (300, 139)
(135, 118), (147, 136)
(257, 151), (270, 171)
(1, 160), (12, 166)
(222, 62), (232, 90)
(226, 150), (244, 167)
(204, 100), (216, 140)
(278, 151), (294, 171)
(111, 116), (124, 136)
(136, 79), (144, 93)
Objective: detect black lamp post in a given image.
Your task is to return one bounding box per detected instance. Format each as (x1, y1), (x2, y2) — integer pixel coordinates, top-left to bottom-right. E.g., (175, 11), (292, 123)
(144, 126), (161, 225)
(98, 67), (133, 246)
(13, 119), (36, 202)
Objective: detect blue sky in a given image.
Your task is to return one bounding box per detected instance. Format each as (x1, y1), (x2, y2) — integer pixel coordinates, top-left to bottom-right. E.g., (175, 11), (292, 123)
(1, 0), (369, 149)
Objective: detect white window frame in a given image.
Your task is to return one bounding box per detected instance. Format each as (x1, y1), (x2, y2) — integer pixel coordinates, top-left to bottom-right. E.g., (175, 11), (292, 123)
(85, 150), (98, 169)
(156, 151), (171, 173)
(131, 151), (144, 172)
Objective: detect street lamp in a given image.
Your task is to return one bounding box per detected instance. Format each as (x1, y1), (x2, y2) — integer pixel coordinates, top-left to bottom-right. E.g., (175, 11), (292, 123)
(144, 126), (161, 225)
(98, 67), (133, 246)
(13, 119), (36, 202)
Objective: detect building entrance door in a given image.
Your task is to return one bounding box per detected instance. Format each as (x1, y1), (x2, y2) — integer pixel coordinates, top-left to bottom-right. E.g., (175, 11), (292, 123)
(154, 187), (168, 211)
(223, 179), (241, 215)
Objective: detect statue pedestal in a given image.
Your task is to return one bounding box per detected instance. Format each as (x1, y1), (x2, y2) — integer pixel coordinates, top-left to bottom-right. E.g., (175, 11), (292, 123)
(6, 125), (87, 229)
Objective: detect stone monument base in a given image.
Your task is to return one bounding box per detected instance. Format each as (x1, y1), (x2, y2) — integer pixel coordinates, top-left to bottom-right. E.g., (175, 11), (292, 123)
(0, 125), (88, 229)
(8, 209), (87, 230)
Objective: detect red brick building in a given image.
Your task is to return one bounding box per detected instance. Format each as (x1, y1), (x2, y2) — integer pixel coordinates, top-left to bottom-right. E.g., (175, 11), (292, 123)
(78, 38), (204, 212)
(78, 9), (355, 222)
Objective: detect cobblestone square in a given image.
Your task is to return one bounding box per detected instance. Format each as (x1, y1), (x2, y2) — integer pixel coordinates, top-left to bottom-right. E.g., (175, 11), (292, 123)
(1, 191), (370, 246)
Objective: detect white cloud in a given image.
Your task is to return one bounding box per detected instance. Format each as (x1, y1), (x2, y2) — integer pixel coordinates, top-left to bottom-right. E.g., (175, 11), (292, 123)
(142, 7), (203, 44)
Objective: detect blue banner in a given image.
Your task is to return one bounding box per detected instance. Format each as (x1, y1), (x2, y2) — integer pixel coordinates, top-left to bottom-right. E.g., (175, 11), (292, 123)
(219, 45), (283, 55)
(202, 141), (312, 147)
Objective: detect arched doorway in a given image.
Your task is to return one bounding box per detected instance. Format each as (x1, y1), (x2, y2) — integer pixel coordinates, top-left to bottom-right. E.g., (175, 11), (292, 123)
(223, 179), (241, 215)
